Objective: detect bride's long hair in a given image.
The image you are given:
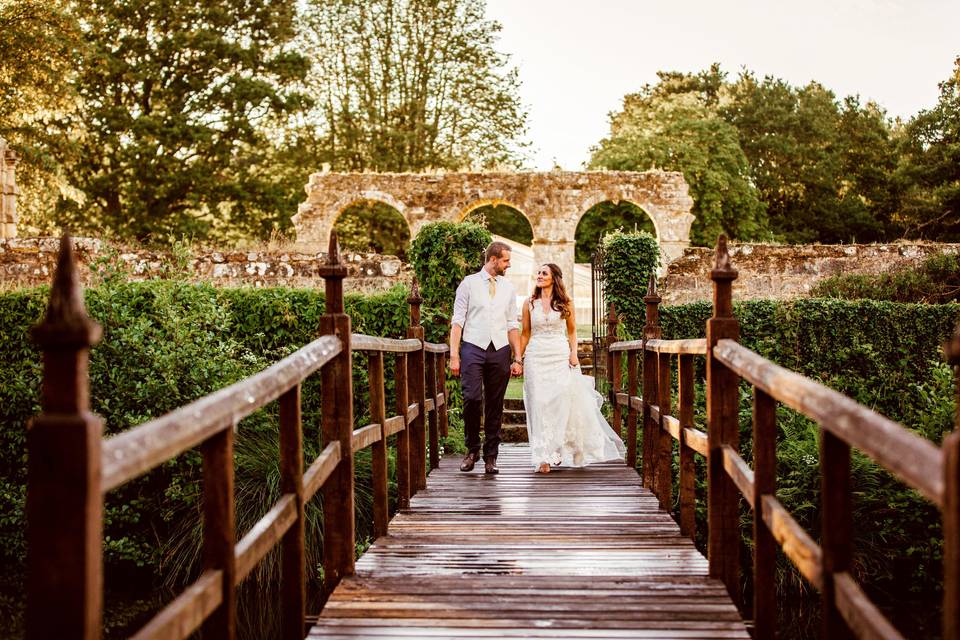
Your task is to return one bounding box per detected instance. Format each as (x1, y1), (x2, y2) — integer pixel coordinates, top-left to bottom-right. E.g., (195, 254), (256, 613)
(531, 263), (572, 319)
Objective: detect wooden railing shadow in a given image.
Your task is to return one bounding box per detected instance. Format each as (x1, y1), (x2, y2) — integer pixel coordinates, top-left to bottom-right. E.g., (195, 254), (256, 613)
(25, 232), (449, 640)
(606, 235), (960, 640)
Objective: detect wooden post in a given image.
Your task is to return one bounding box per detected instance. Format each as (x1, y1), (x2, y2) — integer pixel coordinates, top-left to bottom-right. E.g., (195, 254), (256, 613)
(656, 350), (673, 511)
(626, 349), (639, 470)
(607, 303), (619, 405)
(27, 234), (104, 640)
(407, 280), (427, 492)
(202, 427), (236, 640)
(753, 388), (777, 640)
(279, 385), (305, 640)
(706, 235), (742, 605)
(820, 428), (853, 639)
(319, 231), (355, 595)
(426, 351), (439, 472)
(943, 327), (960, 640)
(369, 352), (389, 538)
(438, 351), (449, 439)
(642, 275), (662, 489)
(394, 353), (411, 509)
(678, 353), (696, 540)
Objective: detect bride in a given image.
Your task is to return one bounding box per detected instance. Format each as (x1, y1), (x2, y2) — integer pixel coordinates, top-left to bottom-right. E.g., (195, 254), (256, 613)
(518, 263), (626, 474)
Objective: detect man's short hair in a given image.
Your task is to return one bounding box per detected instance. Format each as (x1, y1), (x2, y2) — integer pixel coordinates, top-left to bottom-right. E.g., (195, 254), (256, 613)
(485, 241), (511, 262)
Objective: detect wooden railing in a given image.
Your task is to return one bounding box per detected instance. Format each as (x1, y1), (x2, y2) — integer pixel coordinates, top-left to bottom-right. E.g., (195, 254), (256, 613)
(607, 236), (960, 640)
(25, 233), (449, 640)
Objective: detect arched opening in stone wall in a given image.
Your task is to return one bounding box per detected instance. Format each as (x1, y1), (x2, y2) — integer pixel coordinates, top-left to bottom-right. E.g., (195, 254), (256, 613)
(574, 201), (657, 263)
(463, 202), (533, 246)
(333, 200), (411, 259)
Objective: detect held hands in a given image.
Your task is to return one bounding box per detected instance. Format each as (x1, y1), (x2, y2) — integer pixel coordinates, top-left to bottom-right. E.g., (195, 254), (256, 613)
(510, 360), (524, 377)
(450, 356), (461, 378)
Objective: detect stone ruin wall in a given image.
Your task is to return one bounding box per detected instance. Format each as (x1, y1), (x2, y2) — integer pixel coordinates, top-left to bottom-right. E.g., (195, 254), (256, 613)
(0, 138), (18, 239)
(660, 242), (960, 305)
(0, 237), (411, 294)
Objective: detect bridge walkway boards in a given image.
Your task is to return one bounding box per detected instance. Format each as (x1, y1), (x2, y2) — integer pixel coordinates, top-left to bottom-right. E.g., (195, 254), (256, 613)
(308, 444), (750, 639)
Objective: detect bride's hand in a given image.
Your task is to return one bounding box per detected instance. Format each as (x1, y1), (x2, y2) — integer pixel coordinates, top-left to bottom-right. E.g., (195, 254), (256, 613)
(568, 353), (579, 368)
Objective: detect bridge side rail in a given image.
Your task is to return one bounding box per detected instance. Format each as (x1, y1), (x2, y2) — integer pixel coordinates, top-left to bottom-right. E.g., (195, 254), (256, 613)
(25, 233), (449, 640)
(607, 235), (960, 640)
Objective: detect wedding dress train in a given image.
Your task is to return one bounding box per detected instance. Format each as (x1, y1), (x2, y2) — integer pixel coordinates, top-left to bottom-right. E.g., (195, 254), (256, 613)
(522, 304), (625, 469)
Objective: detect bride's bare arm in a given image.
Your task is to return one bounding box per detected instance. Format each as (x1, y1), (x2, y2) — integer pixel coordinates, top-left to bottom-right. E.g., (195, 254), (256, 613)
(519, 299), (531, 358)
(566, 301), (578, 367)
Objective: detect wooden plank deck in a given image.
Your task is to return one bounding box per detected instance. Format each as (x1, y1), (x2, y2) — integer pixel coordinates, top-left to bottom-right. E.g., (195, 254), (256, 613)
(309, 444), (750, 639)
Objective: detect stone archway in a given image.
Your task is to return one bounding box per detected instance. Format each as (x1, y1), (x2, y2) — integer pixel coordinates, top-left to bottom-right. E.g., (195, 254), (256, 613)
(294, 170), (695, 304)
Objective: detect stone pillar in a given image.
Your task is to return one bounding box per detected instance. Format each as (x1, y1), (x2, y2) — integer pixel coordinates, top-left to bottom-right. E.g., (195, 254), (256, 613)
(1, 139), (18, 239)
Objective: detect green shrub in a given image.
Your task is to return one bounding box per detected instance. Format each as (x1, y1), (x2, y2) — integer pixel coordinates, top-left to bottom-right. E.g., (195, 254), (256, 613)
(811, 251), (960, 303)
(408, 220), (492, 315)
(600, 230), (660, 338)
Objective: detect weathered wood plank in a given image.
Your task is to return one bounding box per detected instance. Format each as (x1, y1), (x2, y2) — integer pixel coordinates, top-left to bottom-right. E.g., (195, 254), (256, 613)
(351, 334), (422, 353)
(643, 339), (707, 355)
(304, 441), (342, 503)
(234, 494), (298, 584)
(130, 570), (223, 640)
(834, 572), (905, 640)
(309, 445), (750, 639)
(351, 424), (382, 454)
(720, 445), (755, 510)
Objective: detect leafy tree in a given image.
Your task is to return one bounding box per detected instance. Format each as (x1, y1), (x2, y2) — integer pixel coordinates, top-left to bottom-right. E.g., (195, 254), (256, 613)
(52, 0), (311, 242)
(466, 204), (532, 245)
(574, 201), (656, 263)
(590, 68), (768, 245)
(897, 58), (960, 241)
(409, 220), (491, 315)
(302, 0), (528, 172)
(334, 202), (411, 258)
(0, 0), (85, 232)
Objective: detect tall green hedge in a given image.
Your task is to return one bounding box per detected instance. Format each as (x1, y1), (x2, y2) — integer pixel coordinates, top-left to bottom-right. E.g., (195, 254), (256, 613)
(408, 220), (492, 315)
(0, 281), (452, 638)
(600, 230), (660, 338)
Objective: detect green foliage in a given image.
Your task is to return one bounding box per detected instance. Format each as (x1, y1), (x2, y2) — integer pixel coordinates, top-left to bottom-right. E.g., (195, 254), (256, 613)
(600, 230), (661, 338)
(590, 65), (768, 245)
(302, 0), (528, 171)
(408, 220), (492, 316)
(897, 57), (960, 241)
(0, 280), (450, 638)
(811, 252), (960, 303)
(466, 204), (532, 245)
(574, 202), (656, 263)
(334, 201), (411, 258)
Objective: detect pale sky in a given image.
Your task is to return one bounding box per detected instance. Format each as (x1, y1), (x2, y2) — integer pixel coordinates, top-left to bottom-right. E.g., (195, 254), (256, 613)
(484, 0), (960, 170)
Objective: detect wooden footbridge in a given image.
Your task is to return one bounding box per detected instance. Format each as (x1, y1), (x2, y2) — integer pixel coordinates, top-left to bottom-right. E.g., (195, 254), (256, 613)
(23, 234), (960, 639)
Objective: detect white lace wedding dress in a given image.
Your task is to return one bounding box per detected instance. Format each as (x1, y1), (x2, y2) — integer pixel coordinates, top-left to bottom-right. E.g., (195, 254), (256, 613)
(523, 303), (626, 469)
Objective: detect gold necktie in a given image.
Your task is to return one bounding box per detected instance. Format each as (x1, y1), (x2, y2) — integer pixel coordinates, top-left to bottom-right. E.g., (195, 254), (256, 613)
(488, 277), (497, 298)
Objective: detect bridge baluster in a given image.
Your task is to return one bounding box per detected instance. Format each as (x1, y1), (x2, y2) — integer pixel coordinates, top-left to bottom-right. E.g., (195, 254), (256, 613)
(394, 353), (411, 508)
(27, 234), (104, 640)
(407, 280), (427, 492)
(678, 354), (696, 539)
(655, 349), (672, 511)
(943, 327), (960, 640)
(706, 235), (742, 607)
(642, 275), (662, 489)
(319, 230), (355, 596)
(752, 388), (777, 640)
(279, 384), (306, 640)
(369, 352), (389, 539)
(426, 351), (439, 472)
(607, 302), (619, 406)
(626, 350), (639, 470)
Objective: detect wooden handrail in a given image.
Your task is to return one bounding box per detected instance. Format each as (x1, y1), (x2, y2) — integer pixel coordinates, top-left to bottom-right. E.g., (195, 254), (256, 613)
(101, 334), (342, 492)
(25, 235), (451, 640)
(713, 338), (944, 506)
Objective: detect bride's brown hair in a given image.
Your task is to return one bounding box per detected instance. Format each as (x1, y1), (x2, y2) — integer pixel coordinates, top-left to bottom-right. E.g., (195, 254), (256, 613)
(531, 263), (572, 319)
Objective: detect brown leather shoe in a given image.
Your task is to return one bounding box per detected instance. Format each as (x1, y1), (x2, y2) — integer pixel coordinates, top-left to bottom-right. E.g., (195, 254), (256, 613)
(484, 456), (499, 475)
(460, 451), (480, 472)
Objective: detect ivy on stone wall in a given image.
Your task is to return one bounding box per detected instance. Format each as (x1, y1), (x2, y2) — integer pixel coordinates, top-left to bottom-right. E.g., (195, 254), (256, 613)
(600, 230), (660, 338)
(408, 220), (492, 316)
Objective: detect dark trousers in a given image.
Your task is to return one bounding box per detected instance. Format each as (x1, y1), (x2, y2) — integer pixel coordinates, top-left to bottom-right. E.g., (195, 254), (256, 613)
(460, 341), (511, 459)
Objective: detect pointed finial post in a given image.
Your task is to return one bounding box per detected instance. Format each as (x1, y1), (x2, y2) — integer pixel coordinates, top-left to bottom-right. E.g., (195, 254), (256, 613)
(407, 277), (423, 329)
(710, 234), (738, 319)
(27, 233), (104, 638)
(643, 273), (662, 340)
(318, 230), (348, 314)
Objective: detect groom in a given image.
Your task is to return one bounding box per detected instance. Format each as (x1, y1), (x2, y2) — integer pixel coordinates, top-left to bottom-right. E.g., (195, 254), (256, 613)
(449, 241), (523, 475)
